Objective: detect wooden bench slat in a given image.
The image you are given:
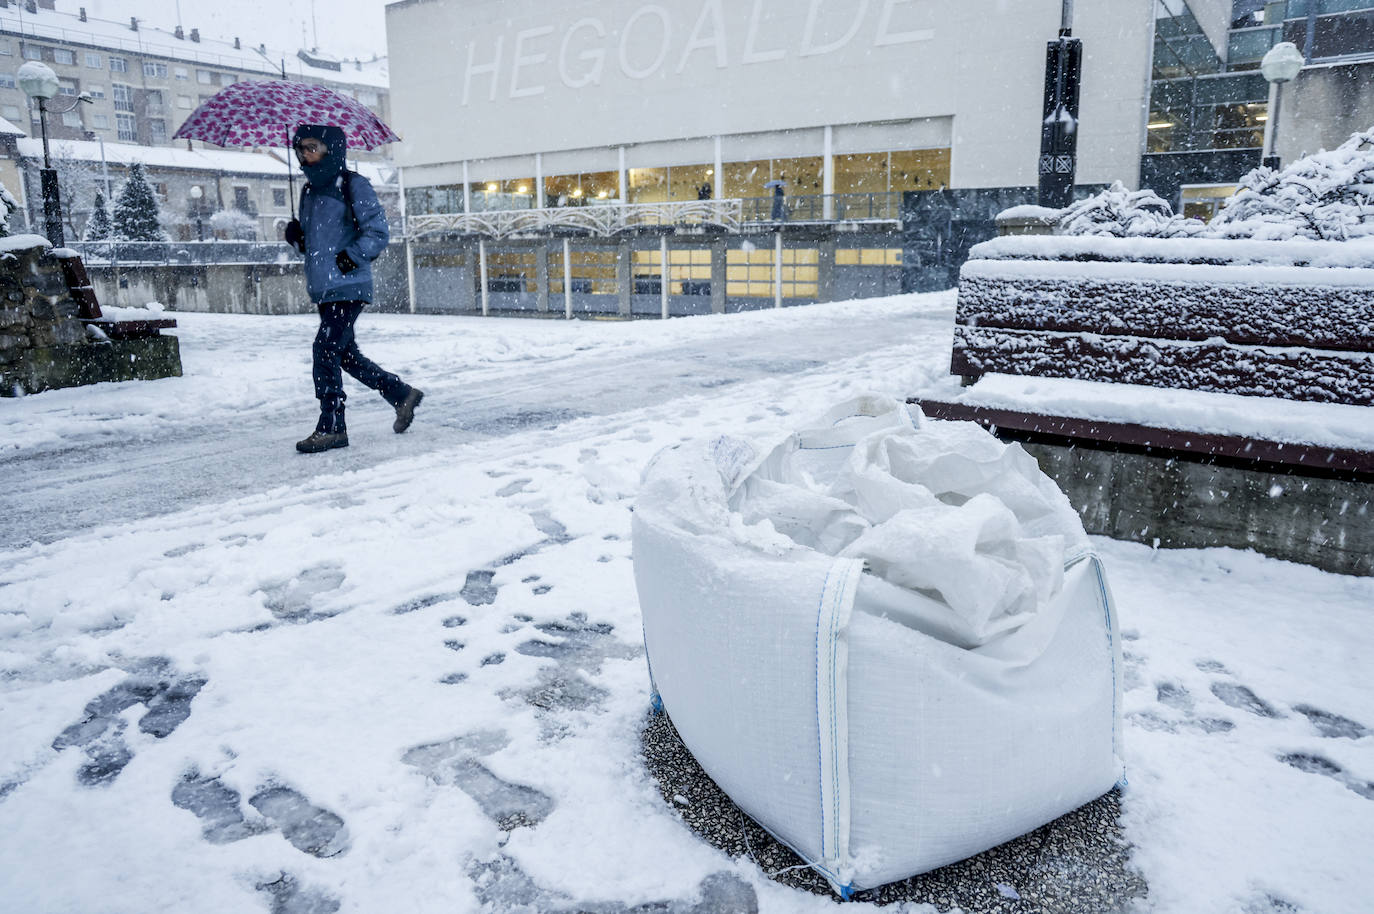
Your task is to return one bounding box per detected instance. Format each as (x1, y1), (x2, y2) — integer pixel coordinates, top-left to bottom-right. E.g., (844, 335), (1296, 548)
(85, 318), (178, 340)
(952, 327), (1374, 407)
(911, 398), (1374, 480)
(52, 252), (103, 320)
(955, 275), (1374, 352)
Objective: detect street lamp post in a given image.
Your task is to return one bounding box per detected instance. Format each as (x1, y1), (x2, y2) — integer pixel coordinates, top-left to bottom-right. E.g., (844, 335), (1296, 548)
(18, 61), (92, 247)
(1037, 0), (1082, 209)
(189, 185), (205, 241)
(1260, 41), (1304, 171)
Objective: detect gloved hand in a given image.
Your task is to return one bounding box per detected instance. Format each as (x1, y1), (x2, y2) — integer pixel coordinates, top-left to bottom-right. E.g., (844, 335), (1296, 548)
(336, 249), (359, 275)
(284, 218), (304, 253)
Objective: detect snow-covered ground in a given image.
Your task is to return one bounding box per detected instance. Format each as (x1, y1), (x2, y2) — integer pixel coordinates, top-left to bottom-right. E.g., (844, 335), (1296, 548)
(1, 295), (1370, 913)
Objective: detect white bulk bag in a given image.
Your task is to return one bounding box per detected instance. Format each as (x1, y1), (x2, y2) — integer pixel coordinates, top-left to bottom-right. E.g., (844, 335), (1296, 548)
(632, 395), (1123, 895)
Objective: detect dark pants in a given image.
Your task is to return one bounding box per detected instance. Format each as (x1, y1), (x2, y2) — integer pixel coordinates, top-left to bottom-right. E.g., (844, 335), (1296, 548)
(312, 300), (408, 433)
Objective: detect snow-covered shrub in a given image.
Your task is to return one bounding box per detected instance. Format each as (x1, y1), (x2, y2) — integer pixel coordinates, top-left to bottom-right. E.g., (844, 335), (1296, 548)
(0, 178), (18, 237)
(208, 209), (258, 241)
(1056, 181), (1205, 238)
(1212, 127), (1374, 241)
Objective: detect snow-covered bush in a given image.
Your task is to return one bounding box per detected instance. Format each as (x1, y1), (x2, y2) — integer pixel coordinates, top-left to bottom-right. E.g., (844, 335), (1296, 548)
(0, 178), (18, 237)
(208, 209), (258, 241)
(1053, 125), (1374, 243)
(1211, 127), (1374, 241)
(1056, 181), (1205, 238)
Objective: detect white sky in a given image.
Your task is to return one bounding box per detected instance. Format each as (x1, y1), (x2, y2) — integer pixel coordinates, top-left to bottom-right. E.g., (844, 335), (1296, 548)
(78, 0), (394, 62)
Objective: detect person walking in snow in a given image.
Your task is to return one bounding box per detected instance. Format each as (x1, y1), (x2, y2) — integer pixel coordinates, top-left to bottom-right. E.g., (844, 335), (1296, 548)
(284, 124), (423, 454)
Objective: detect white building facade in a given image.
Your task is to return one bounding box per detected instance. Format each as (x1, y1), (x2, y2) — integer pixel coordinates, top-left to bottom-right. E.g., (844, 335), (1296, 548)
(387, 0), (1156, 214)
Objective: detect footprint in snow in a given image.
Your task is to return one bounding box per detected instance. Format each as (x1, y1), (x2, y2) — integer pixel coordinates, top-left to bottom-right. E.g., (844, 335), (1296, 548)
(402, 731), (553, 830)
(496, 478), (532, 497)
(1211, 682), (1284, 719)
(1292, 705), (1369, 740)
(391, 591), (462, 615)
(248, 785), (351, 858)
(258, 564), (347, 623)
(172, 770), (270, 844)
(1278, 753), (1374, 801)
(468, 855), (758, 913)
(52, 659), (206, 787)
(256, 871), (342, 914)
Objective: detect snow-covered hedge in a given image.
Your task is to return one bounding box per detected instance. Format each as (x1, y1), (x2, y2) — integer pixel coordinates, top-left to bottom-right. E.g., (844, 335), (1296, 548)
(1047, 125), (1374, 245)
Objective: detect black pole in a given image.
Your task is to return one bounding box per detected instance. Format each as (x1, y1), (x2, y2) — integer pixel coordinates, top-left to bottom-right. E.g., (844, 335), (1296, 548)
(36, 99), (65, 247)
(1037, 34), (1082, 209)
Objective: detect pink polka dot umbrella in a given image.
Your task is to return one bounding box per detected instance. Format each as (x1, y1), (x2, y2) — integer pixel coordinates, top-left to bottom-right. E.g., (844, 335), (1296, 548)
(173, 79), (399, 216)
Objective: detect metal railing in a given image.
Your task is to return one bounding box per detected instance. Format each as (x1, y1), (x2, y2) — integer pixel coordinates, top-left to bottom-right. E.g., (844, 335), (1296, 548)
(407, 199), (744, 240)
(406, 192), (906, 239)
(69, 240), (298, 265)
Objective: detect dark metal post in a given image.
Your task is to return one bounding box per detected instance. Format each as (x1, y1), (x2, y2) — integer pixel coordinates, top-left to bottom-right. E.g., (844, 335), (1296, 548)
(1037, 12), (1082, 209)
(36, 99), (65, 247)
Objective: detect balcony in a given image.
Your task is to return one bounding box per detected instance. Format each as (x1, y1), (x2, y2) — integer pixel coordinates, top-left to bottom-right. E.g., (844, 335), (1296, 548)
(405, 193), (903, 240)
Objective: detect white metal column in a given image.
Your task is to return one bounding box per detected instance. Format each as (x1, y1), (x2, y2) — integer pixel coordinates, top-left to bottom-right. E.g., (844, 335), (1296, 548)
(714, 135), (723, 199)
(660, 234), (669, 319)
(398, 165), (417, 314)
(618, 146), (627, 205)
(823, 125), (834, 221)
(462, 161), (471, 213)
(478, 238), (489, 316)
(563, 236), (572, 320)
(535, 152), (544, 208)
(774, 232), (783, 309)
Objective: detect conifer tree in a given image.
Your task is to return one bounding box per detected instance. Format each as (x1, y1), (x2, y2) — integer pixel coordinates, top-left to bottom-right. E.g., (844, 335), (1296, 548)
(84, 191), (113, 241)
(111, 162), (165, 241)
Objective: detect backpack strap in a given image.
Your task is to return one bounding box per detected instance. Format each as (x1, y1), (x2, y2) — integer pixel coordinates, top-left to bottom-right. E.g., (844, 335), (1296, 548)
(340, 169), (361, 234)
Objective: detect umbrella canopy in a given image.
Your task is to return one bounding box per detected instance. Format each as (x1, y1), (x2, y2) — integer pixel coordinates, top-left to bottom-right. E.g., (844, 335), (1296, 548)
(173, 79), (399, 149)
(173, 79), (398, 223)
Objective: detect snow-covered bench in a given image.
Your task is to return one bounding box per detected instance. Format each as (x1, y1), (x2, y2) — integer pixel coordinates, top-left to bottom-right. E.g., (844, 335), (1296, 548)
(53, 250), (177, 340)
(910, 234), (1374, 575)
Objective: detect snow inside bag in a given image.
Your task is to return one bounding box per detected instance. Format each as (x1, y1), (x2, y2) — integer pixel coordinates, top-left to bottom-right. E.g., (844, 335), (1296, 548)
(632, 395), (1124, 893)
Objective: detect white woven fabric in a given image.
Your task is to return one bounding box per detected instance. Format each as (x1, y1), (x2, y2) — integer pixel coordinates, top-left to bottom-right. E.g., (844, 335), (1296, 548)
(632, 395), (1123, 893)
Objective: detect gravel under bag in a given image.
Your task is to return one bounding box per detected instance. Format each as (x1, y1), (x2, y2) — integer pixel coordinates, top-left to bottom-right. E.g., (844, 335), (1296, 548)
(632, 395), (1124, 894)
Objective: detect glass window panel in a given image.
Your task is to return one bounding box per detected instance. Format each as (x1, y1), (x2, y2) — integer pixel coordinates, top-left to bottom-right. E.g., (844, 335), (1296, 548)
(628, 167), (667, 204)
(669, 163), (713, 201)
(889, 149), (950, 191)
(722, 159), (770, 198)
(834, 153), (888, 194)
(773, 156), (824, 196)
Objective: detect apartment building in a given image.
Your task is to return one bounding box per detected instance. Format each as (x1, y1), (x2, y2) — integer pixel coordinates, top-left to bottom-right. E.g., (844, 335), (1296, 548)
(0, 0), (394, 239)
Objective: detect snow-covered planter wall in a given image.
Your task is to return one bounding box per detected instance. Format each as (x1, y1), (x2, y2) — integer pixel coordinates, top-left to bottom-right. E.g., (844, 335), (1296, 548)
(0, 236), (181, 396)
(953, 236), (1374, 406)
(0, 236), (89, 392)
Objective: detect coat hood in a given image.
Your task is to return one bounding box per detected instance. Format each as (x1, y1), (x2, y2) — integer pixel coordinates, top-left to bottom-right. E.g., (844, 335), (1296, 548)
(294, 124), (347, 187)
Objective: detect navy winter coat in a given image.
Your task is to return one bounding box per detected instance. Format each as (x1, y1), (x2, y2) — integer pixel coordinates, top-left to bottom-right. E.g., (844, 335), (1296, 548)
(295, 125), (389, 304)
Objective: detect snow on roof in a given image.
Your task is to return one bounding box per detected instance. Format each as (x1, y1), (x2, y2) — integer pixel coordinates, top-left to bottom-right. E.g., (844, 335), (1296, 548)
(15, 136), (398, 185)
(0, 3), (388, 89)
(0, 114), (25, 137)
(15, 136), (296, 177)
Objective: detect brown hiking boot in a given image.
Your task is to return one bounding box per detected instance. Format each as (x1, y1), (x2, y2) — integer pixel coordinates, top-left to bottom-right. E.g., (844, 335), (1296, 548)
(296, 430), (349, 453)
(393, 387), (424, 433)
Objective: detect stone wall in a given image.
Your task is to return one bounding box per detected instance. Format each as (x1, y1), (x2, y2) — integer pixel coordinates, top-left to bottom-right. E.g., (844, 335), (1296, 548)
(82, 244), (411, 316)
(1023, 440), (1372, 578)
(0, 236), (181, 396)
(1, 237), (90, 394)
